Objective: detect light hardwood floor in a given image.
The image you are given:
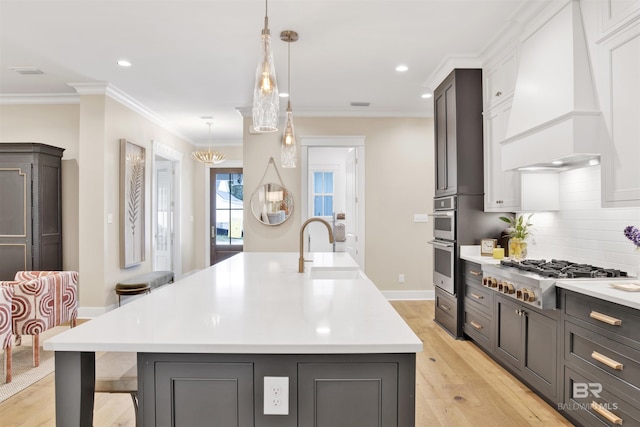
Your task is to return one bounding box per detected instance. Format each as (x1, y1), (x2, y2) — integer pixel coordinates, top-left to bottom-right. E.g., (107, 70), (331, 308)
(0, 300), (573, 426)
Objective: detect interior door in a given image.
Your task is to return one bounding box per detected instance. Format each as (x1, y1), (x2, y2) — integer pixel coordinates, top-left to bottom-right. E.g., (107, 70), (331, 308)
(344, 148), (358, 263)
(154, 159), (173, 271)
(210, 168), (243, 265)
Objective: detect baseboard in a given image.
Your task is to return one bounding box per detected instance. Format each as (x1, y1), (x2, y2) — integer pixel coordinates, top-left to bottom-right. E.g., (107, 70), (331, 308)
(382, 290), (434, 300)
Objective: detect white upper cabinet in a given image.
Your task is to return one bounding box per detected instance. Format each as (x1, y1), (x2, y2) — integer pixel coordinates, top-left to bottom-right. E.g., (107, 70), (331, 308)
(484, 102), (521, 212)
(484, 49), (518, 110)
(598, 15), (640, 207)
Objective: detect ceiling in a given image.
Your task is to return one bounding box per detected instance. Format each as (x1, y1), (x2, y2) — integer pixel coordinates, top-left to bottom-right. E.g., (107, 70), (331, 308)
(0, 0), (533, 146)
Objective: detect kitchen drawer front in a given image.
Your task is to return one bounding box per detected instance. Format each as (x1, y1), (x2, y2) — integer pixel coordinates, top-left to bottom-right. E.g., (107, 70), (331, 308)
(434, 287), (458, 335)
(563, 365), (640, 427)
(565, 321), (640, 399)
(463, 306), (492, 350)
(464, 280), (493, 316)
(563, 290), (640, 346)
(463, 261), (483, 285)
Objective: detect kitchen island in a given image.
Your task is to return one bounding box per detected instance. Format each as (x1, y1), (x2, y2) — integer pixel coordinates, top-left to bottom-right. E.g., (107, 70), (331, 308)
(44, 252), (422, 427)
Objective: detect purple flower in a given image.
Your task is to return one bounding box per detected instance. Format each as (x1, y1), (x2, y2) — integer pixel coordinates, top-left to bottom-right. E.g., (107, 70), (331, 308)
(624, 225), (640, 248)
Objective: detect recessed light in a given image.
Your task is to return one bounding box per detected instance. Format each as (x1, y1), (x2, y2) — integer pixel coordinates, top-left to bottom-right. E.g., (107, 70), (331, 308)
(279, 92), (289, 98)
(421, 93), (432, 99)
(117, 59), (132, 67)
(552, 160), (563, 166)
(589, 158), (600, 166)
(395, 64), (408, 72)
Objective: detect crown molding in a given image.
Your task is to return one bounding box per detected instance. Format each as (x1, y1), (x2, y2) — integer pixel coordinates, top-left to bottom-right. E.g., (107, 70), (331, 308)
(0, 93), (79, 104)
(65, 82), (194, 143)
(423, 55), (483, 92)
(235, 105), (430, 119)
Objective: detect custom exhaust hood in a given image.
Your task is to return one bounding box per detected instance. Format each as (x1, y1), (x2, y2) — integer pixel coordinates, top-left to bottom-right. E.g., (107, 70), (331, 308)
(501, 0), (602, 171)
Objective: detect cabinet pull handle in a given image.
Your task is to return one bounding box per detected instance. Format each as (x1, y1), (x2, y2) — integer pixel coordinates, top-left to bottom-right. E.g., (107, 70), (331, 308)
(440, 304), (450, 312)
(495, 91), (502, 97)
(590, 401), (623, 425)
(470, 270), (482, 276)
(470, 321), (483, 330)
(591, 351), (624, 370)
(470, 293), (484, 300)
(590, 311), (622, 326)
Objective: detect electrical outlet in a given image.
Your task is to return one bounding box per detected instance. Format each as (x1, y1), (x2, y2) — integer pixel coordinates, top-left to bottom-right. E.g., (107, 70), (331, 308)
(264, 376), (289, 415)
(399, 274), (405, 283)
(413, 213), (428, 223)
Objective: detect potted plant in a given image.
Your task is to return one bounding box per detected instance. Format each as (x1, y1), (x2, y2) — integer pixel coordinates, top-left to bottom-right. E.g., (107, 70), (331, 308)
(499, 214), (534, 261)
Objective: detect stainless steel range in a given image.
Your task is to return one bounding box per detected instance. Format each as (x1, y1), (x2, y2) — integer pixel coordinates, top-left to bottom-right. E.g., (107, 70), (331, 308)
(482, 259), (630, 309)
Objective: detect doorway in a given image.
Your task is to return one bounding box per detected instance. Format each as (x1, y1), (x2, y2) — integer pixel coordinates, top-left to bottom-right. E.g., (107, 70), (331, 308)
(210, 168), (244, 265)
(301, 137), (365, 268)
(152, 141), (182, 278)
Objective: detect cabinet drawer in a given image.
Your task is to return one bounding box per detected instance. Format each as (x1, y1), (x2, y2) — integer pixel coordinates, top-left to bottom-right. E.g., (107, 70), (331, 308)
(565, 321), (640, 399)
(434, 287), (458, 335)
(563, 290), (640, 346)
(464, 281), (492, 315)
(563, 365), (640, 427)
(463, 261), (483, 285)
(464, 306), (492, 349)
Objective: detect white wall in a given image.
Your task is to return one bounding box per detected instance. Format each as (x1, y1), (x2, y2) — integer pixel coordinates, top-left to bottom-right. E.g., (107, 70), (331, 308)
(526, 165), (640, 276)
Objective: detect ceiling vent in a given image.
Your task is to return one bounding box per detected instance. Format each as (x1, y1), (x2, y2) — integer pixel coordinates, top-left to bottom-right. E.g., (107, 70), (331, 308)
(350, 101), (370, 107)
(9, 67), (44, 75)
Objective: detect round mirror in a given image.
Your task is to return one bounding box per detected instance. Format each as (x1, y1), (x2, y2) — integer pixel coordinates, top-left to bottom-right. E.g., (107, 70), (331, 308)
(251, 183), (294, 226)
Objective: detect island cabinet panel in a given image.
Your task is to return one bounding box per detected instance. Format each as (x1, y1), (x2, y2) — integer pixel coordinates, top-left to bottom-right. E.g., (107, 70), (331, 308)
(298, 363), (398, 427)
(152, 361), (254, 427)
(139, 353), (416, 427)
(560, 289), (640, 426)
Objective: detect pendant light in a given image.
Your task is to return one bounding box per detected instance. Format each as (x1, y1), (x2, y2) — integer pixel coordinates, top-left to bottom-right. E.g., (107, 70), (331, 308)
(252, 0), (279, 133)
(191, 122), (226, 166)
(280, 30), (298, 168)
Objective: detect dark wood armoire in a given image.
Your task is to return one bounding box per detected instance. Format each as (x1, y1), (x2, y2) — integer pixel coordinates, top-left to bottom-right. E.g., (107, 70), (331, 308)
(0, 143), (64, 280)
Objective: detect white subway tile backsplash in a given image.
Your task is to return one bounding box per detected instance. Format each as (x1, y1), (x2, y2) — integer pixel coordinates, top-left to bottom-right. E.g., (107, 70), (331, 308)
(526, 166), (640, 275)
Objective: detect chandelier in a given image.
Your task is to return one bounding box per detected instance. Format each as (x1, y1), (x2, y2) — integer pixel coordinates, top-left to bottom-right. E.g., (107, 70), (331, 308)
(191, 122), (226, 166)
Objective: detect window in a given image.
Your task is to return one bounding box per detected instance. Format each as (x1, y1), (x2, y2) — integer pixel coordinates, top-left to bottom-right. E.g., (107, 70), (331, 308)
(214, 171), (244, 245)
(313, 171), (334, 217)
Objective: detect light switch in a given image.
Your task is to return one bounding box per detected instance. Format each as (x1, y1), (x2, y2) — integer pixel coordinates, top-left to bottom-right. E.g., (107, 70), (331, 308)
(413, 213), (428, 223)
(107, 213), (113, 224)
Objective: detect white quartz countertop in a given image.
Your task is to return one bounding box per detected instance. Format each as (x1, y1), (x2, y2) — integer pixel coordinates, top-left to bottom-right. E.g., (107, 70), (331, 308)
(44, 252), (423, 354)
(556, 278), (640, 310)
(459, 245), (503, 265)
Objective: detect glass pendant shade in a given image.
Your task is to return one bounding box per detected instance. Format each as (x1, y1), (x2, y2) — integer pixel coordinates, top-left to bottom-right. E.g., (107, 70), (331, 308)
(281, 107), (297, 168)
(252, 30), (279, 132)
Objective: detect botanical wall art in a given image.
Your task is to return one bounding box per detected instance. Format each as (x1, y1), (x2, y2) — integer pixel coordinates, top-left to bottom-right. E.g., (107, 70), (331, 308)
(120, 139), (146, 268)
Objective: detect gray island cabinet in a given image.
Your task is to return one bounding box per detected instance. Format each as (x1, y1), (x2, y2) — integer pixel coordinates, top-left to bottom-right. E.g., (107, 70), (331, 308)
(45, 252), (422, 427)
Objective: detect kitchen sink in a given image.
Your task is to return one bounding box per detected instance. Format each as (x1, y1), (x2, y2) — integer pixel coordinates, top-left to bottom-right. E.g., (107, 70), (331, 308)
(308, 266), (363, 280)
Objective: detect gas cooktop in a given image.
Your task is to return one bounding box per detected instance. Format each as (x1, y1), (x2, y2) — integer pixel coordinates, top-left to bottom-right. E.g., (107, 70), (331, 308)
(500, 259), (629, 279)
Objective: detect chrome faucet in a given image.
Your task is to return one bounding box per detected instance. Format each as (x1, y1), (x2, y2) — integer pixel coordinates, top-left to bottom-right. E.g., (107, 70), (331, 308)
(299, 217), (335, 273)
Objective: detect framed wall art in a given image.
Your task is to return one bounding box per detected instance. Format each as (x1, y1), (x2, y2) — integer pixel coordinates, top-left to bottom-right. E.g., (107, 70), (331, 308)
(120, 139), (146, 268)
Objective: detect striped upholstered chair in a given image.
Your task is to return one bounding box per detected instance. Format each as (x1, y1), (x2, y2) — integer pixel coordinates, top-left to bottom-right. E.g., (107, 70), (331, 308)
(0, 271), (78, 371)
(0, 285), (13, 383)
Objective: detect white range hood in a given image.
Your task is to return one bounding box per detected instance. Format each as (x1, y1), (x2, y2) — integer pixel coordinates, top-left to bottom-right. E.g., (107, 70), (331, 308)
(501, 0), (602, 171)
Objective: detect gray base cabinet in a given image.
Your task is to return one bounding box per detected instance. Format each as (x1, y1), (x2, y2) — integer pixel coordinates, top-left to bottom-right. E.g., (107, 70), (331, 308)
(463, 261), (494, 351)
(495, 294), (559, 402)
(561, 290), (640, 426)
(139, 353), (416, 427)
(434, 286), (458, 337)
